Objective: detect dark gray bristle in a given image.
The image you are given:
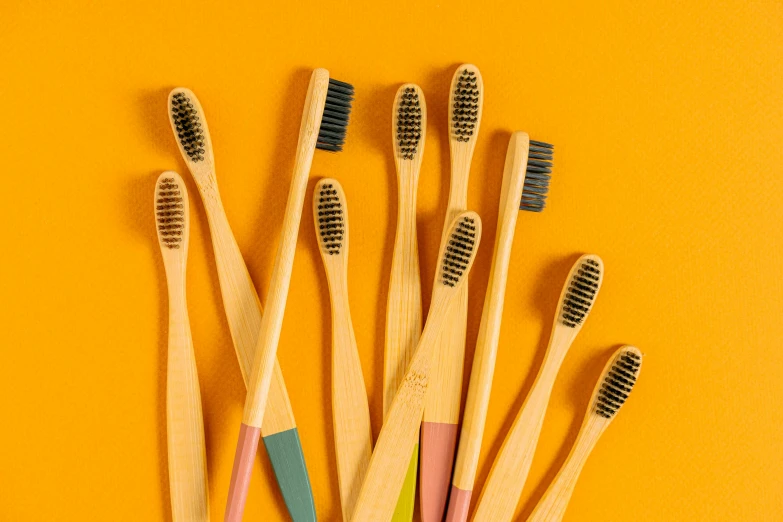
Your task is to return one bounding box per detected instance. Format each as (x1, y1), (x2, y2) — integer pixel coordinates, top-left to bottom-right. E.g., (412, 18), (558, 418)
(170, 93), (206, 162)
(451, 69), (479, 142)
(441, 216), (477, 287)
(317, 183), (344, 254)
(156, 178), (184, 249)
(396, 87), (422, 160)
(317, 78), (354, 152)
(594, 351), (641, 419)
(561, 258), (601, 327)
(520, 140), (554, 212)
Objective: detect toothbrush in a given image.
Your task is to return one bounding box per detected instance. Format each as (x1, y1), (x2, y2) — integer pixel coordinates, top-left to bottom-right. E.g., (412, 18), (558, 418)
(154, 172), (210, 522)
(167, 88), (315, 521)
(351, 212), (483, 522)
(225, 68), (354, 522)
(312, 178), (372, 520)
(527, 346), (642, 522)
(471, 255), (604, 522)
(446, 132), (554, 522)
(420, 63), (483, 522)
(384, 83), (426, 522)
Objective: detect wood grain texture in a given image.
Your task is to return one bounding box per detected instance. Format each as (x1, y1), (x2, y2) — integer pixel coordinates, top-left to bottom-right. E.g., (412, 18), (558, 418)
(155, 172), (210, 522)
(167, 88), (314, 518)
(471, 255), (604, 522)
(313, 178), (372, 521)
(385, 84), (426, 522)
(424, 64), (483, 426)
(352, 212), (483, 522)
(243, 68), (330, 428)
(527, 346), (643, 522)
(166, 87), (296, 437)
(450, 132), (530, 497)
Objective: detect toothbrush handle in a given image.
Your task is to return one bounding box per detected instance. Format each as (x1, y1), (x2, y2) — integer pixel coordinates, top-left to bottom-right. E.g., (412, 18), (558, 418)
(329, 267), (373, 520)
(166, 292), (210, 522)
(471, 362), (560, 522)
(526, 423), (600, 522)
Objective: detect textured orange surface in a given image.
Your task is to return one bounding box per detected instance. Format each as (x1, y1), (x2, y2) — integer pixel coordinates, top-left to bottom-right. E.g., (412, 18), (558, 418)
(1, 1), (782, 520)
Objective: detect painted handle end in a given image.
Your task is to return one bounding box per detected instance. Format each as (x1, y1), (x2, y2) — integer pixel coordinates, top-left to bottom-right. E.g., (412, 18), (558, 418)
(225, 423), (262, 522)
(444, 485), (472, 522)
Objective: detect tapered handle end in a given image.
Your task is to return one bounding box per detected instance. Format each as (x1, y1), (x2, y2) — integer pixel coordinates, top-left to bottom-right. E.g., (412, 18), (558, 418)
(225, 423), (262, 522)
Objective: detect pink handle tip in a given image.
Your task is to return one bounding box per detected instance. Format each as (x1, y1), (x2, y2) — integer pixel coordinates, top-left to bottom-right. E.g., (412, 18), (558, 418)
(444, 485), (472, 522)
(225, 424), (261, 522)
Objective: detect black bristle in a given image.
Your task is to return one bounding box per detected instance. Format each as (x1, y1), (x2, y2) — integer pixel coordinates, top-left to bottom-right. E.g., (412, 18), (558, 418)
(520, 140), (554, 212)
(316, 183), (345, 254)
(560, 258), (601, 327)
(170, 92), (206, 162)
(451, 69), (480, 142)
(156, 178), (184, 249)
(594, 350), (641, 418)
(317, 78), (354, 152)
(441, 216), (477, 287)
(396, 87), (423, 160)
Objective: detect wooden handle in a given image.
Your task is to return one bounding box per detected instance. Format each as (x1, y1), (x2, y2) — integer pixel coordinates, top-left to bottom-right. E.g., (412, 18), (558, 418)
(166, 286), (210, 522)
(525, 421), (603, 522)
(384, 172), (423, 416)
(200, 190), (297, 435)
(244, 68), (330, 428)
(326, 261), (373, 520)
(472, 326), (576, 522)
(351, 292), (452, 522)
(451, 132), (530, 491)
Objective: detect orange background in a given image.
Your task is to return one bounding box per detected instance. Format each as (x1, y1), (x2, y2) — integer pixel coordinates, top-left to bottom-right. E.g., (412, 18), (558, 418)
(2, 1), (782, 520)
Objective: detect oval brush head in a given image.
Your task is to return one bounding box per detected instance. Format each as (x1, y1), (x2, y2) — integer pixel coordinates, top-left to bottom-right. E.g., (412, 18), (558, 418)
(520, 140), (554, 212)
(440, 213), (481, 288)
(168, 88), (214, 166)
(155, 172), (189, 251)
(449, 65), (483, 144)
(393, 84), (426, 161)
(594, 346), (642, 419)
(559, 255), (603, 329)
(314, 179), (347, 256)
(317, 78), (354, 152)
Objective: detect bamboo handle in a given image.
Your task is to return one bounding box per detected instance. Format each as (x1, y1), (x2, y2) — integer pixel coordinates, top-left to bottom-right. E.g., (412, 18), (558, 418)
(200, 192), (296, 434)
(384, 173), (423, 415)
(166, 289), (210, 522)
(329, 265), (373, 521)
(472, 328), (574, 522)
(452, 131), (530, 491)
(525, 423), (602, 522)
(243, 68), (329, 428)
(352, 294), (452, 522)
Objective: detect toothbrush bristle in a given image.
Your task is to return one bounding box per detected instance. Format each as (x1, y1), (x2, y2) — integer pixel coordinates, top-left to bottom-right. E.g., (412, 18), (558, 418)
(560, 257), (602, 327)
(595, 348), (642, 419)
(451, 68), (479, 142)
(156, 177), (185, 249)
(441, 215), (478, 287)
(317, 78), (354, 152)
(170, 92), (206, 162)
(316, 181), (345, 254)
(396, 86), (422, 160)
(520, 140), (554, 212)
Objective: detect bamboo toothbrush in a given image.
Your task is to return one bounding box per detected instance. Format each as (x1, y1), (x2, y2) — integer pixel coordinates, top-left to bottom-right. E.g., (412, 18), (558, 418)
(351, 212), (483, 522)
(312, 178), (372, 520)
(421, 64), (484, 522)
(527, 346), (642, 522)
(471, 255), (604, 522)
(226, 68), (354, 522)
(168, 88), (316, 521)
(384, 83), (426, 522)
(446, 132), (554, 522)
(155, 172), (210, 522)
